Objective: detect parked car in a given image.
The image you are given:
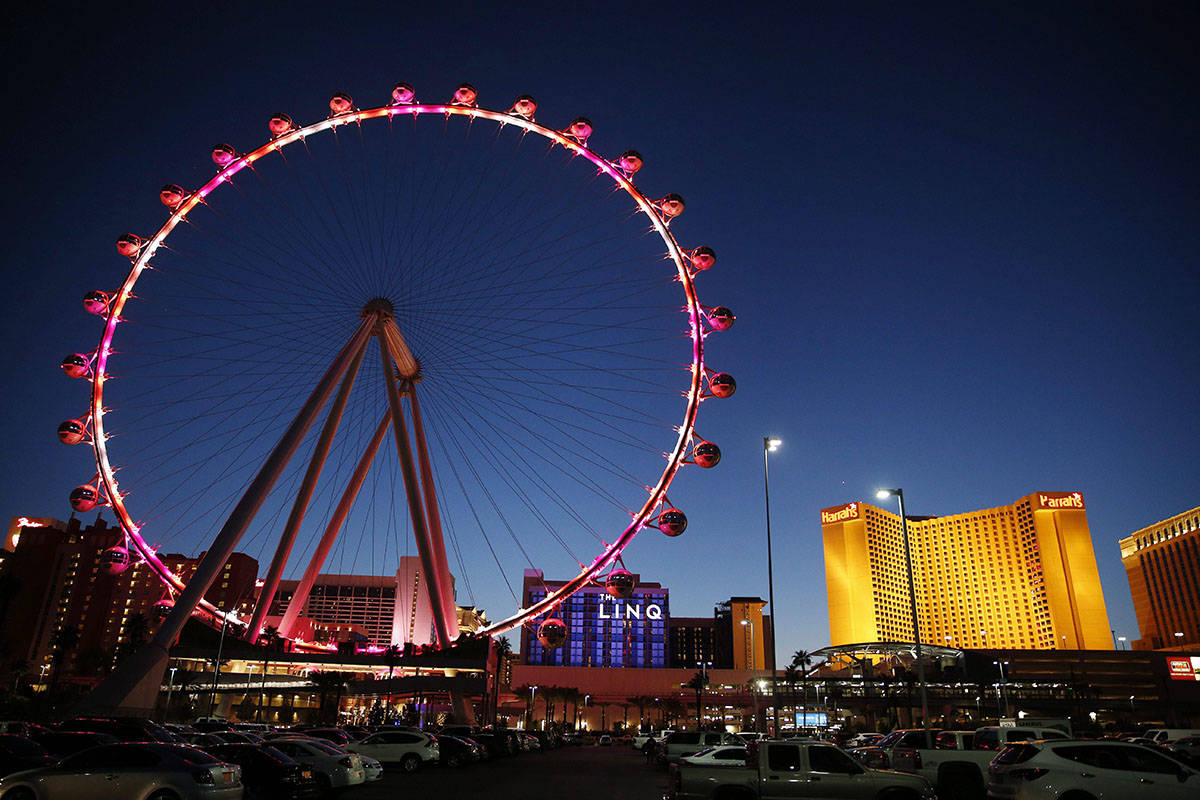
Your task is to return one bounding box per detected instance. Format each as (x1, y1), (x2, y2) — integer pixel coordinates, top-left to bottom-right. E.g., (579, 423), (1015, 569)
(668, 738), (935, 800)
(300, 727), (352, 747)
(57, 716), (181, 743)
(0, 741), (242, 800)
(845, 732), (883, 748)
(186, 732), (232, 748)
(1145, 728), (1200, 744)
(598, 734), (613, 746)
(437, 734), (480, 767)
(988, 739), (1200, 799)
(660, 731), (743, 765)
(28, 729), (119, 758)
(346, 729), (440, 771)
(679, 744), (748, 767)
(269, 737), (366, 793)
(0, 725), (50, 740)
(0, 736), (55, 778)
(215, 731), (263, 745)
(207, 742), (321, 800)
(934, 730), (975, 750)
(359, 754), (383, 781)
(850, 728), (945, 768)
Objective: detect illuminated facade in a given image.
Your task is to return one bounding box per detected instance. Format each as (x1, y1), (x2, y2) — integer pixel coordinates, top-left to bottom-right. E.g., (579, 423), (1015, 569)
(822, 492), (1113, 651)
(522, 569), (668, 668)
(669, 598), (771, 670)
(1120, 505), (1200, 650)
(0, 515), (257, 673)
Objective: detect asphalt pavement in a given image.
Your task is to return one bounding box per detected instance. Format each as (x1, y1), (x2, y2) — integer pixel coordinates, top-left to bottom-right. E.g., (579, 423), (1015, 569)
(347, 743), (669, 800)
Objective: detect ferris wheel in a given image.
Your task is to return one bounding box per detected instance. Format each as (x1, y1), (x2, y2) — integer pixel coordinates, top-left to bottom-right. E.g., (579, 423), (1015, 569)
(59, 82), (736, 665)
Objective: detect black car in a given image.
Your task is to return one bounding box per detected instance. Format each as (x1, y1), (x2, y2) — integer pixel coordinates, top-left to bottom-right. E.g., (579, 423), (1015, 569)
(29, 730), (120, 757)
(436, 735), (477, 767)
(0, 736), (56, 778)
(207, 743), (321, 800)
(57, 716), (180, 743)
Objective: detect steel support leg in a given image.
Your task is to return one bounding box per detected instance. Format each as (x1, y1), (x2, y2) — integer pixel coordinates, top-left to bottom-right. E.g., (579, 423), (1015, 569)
(279, 411), (391, 639)
(377, 320), (454, 648)
(76, 315), (378, 716)
(408, 384), (460, 641)
(245, 344), (367, 641)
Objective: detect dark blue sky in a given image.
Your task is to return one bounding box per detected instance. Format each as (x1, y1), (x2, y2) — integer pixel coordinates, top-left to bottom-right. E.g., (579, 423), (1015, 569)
(3, 1), (1197, 660)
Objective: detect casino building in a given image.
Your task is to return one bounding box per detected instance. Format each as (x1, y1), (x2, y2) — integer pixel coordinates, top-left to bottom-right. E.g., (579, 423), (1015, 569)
(821, 492), (1112, 651)
(521, 569), (668, 667)
(1120, 504), (1200, 650)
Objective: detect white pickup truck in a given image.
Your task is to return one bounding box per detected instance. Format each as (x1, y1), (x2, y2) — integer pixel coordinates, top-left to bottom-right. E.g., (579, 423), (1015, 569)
(668, 739), (935, 800)
(889, 723), (1071, 797)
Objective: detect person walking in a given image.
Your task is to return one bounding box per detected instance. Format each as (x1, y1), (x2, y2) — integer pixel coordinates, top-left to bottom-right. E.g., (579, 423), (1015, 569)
(645, 734), (657, 765)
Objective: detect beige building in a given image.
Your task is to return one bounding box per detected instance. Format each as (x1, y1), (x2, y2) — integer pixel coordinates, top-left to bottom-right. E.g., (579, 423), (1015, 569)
(822, 492), (1113, 651)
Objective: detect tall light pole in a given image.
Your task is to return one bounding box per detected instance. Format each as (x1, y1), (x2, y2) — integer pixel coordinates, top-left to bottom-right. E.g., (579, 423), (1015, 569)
(876, 488), (931, 748)
(162, 665), (178, 722)
(994, 660), (1011, 717)
(763, 436), (782, 735)
(529, 685), (538, 730)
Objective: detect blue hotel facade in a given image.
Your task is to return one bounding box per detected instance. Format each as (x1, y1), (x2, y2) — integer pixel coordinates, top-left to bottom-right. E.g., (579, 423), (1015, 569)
(521, 569), (669, 668)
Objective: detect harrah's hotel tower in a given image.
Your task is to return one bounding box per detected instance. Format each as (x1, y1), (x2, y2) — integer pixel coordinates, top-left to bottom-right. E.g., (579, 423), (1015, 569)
(821, 492), (1113, 651)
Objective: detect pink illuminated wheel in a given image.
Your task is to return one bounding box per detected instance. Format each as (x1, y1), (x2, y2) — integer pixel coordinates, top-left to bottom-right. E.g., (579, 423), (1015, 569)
(62, 84), (736, 649)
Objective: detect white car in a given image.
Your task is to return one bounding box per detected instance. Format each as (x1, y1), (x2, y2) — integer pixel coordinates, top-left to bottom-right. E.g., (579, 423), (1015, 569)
(0, 742), (242, 800)
(347, 729), (440, 772)
(359, 753), (384, 781)
(269, 737), (366, 791)
(680, 744), (748, 767)
(988, 739), (1200, 799)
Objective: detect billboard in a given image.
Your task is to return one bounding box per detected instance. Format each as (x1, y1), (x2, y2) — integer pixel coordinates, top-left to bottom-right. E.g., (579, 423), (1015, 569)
(1167, 656), (1200, 681)
(794, 711), (828, 726)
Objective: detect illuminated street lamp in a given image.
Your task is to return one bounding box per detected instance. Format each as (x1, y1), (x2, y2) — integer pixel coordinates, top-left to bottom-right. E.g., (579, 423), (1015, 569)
(163, 665), (178, 722)
(1175, 632), (1185, 649)
(1117, 635), (1127, 650)
(876, 487), (931, 749)
(529, 685), (538, 730)
(763, 436), (782, 734)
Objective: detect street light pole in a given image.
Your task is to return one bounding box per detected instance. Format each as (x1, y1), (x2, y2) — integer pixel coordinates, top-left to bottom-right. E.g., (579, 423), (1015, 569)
(763, 437), (782, 736)
(994, 660), (1011, 717)
(876, 488), (931, 748)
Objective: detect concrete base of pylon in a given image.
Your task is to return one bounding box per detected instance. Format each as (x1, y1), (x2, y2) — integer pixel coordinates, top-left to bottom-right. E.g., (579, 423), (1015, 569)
(73, 640), (170, 718)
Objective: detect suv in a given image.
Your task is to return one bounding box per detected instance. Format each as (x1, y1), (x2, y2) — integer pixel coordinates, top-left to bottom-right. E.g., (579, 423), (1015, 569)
(989, 739), (1199, 799)
(57, 716), (180, 743)
(850, 728), (943, 768)
(659, 731), (741, 765)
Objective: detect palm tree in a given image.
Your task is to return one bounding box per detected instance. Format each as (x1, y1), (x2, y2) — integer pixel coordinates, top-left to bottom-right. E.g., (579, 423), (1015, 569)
(308, 670), (349, 724)
(627, 695), (650, 732)
(514, 684), (537, 728)
(116, 613), (150, 665)
(685, 671), (709, 728)
(783, 664), (801, 724)
(10, 658), (28, 692)
(792, 649), (814, 718)
(382, 644), (402, 720)
(47, 625), (81, 696)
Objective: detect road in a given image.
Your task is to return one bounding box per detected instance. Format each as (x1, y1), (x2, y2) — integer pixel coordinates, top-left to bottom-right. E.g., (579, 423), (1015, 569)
(348, 743), (670, 800)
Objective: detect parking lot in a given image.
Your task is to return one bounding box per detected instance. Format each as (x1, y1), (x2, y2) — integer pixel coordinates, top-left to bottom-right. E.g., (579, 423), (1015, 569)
(350, 743), (668, 800)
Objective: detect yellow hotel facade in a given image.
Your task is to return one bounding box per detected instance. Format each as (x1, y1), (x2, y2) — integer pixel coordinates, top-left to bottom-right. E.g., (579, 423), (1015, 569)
(821, 492), (1112, 650)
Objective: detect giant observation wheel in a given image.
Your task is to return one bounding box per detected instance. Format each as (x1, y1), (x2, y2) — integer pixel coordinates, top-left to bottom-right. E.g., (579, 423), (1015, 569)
(59, 83), (737, 660)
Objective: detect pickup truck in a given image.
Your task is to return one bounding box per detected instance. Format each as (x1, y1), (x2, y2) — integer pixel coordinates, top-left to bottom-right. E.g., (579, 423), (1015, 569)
(668, 738), (935, 800)
(889, 725), (1072, 798)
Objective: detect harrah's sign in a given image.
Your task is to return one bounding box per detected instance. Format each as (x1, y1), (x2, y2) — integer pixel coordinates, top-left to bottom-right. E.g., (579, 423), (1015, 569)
(821, 503), (860, 524)
(1037, 492), (1085, 510)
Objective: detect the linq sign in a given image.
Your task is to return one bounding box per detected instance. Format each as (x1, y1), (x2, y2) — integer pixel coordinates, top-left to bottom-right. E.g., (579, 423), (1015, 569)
(597, 602), (664, 620)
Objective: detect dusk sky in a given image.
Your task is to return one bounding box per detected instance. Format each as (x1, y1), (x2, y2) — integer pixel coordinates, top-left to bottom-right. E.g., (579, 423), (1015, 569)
(2, 2), (1197, 665)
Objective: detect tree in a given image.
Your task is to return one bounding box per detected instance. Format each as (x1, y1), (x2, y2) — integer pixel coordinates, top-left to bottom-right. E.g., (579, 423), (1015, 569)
(782, 664), (801, 724)
(685, 671), (709, 729)
(792, 650), (815, 718)
(627, 695), (650, 731)
(47, 625), (81, 698)
(9, 658), (28, 692)
(115, 613), (150, 665)
(308, 671), (349, 724)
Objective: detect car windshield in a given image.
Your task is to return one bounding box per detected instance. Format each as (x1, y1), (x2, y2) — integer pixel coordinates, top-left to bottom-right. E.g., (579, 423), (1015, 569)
(874, 731), (904, 748)
(169, 745), (220, 765)
(307, 740), (346, 755)
(0, 737), (49, 757)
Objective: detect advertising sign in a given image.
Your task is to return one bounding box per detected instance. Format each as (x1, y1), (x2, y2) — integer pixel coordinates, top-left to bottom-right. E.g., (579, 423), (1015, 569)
(1036, 492), (1085, 510)
(794, 712), (828, 727)
(1167, 656), (1200, 681)
(820, 503), (860, 524)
